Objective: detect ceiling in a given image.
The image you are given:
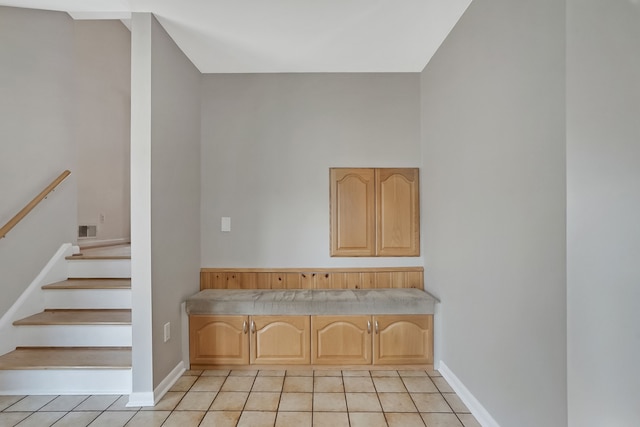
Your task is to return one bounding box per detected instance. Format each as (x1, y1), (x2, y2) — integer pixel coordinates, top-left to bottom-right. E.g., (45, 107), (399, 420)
(0, 0), (472, 73)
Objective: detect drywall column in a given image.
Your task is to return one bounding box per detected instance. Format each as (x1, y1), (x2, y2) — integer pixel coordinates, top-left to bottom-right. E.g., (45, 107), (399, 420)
(129, 12), (154, 405)
(420, 1), (566, 426)
(567, 1), (640, 425)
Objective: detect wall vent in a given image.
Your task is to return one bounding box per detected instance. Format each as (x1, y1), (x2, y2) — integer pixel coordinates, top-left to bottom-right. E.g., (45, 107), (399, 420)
(78, 225), (97, 238)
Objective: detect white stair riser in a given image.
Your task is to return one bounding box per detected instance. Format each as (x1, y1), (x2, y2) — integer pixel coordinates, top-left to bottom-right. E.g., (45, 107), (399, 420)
(67, 259), (131, 278)
(44, 289), (132, 309)
(0, 369), (132, 395)
(15, 325), (132, 347)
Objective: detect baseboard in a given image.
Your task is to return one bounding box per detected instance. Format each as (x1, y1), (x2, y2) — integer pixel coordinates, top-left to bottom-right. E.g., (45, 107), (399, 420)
(126, 361), (185, 407)
(439, 361), (500, 427)
(158, 361), (186, 405)
(127, 392), (155, 407)
(181, 302), (190, 368)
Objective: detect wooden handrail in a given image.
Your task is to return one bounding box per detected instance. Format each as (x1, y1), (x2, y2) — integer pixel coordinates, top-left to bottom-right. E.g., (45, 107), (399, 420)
(0, 170), (71, 239)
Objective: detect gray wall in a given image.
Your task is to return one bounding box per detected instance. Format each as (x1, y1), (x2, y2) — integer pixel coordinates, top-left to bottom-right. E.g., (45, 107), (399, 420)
(200, 73), (421, 268)
(75, 20), (131, 244)
(567, 1), (640, 425)
(150, 16), (201, 387)
(0, 7), (77, 316)
(420, 1), (566, 426)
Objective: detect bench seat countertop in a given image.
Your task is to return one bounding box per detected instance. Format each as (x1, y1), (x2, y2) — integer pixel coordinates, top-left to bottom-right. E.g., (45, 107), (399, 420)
(186, 288), (437, 316)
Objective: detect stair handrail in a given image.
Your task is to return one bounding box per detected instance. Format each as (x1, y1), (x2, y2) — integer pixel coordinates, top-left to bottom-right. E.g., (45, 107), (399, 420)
(0, 170), (71, 239)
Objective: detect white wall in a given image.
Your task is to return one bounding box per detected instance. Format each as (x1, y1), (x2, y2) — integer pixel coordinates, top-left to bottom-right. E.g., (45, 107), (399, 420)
(420, 1), (567, 426)
(567, 1), (640, 425)
(200, 73), (421, 268)
(0, 6), (77, 317)
(149, 15), (201, 388)
(74, 20), (131, 244)
(130, 12), (154, 401)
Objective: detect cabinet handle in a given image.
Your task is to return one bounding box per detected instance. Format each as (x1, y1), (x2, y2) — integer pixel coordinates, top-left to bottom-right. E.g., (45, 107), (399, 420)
(367, 320), (371, 334)
(251, 320), (256, 334)
(375, 320), (379, 334)
(242, 320), (248, 334)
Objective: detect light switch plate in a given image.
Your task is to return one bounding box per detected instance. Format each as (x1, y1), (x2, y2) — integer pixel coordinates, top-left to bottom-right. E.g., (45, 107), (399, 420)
(221, 217), (231, 232)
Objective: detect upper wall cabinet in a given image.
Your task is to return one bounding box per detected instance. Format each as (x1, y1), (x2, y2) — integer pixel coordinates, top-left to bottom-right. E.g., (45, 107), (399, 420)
(330, 168), (420, 257)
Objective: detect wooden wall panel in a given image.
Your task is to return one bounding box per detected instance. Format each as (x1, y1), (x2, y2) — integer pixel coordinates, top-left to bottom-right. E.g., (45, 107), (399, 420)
(316, 273), (332, 289)
(201, 268), (424, 291)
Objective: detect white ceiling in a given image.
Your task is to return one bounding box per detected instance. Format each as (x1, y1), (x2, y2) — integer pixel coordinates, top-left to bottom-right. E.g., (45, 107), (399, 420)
(0, 0), (471, 73)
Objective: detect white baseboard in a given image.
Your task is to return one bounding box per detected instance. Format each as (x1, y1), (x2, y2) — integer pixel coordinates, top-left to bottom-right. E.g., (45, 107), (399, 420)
(127, 392), (155, 407)
(439, 361), (500, 427)
(181, 302), (190, 368)
(127, 360), (185, 407)
(153, 360), (186, 404)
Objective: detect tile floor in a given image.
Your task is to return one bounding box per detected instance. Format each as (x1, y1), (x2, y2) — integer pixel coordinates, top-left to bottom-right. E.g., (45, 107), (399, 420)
(0, 369), (481, 427)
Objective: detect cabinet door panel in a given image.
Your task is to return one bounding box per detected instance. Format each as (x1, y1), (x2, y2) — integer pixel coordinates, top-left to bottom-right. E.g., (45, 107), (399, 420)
(250, 316), (310, 364)
(189, 315), (249, 365)
(312, 315), (371, 364)
(376, 168), (420, 256)
(330, 168), (375, 256)
(373, 315), (432, 365)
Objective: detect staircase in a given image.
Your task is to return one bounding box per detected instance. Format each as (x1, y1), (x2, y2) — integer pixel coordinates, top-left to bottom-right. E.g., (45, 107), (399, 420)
(0, 245), (132, 395)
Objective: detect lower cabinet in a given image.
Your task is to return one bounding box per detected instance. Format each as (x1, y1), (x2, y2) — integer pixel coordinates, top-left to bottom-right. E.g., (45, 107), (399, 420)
(190, 314), (432, 366)
(311, 316), (372, 365)
(251, 315), (311, 365)
(373, 315), (433, 365)
(189, 315), (249, 365)
(190, 315), (310, 365)
(311, 315), (433, 365)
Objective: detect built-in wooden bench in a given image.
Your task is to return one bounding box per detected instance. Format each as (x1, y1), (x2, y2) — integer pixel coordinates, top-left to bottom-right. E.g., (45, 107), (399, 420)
(188, 267), (437, 368)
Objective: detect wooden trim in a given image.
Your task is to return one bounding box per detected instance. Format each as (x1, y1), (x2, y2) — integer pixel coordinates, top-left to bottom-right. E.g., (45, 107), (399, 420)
(200, 267), (424, 290)
(201, 267), (424, 273)
(0, 170), (71, 239)
(190, 363), (434, 371)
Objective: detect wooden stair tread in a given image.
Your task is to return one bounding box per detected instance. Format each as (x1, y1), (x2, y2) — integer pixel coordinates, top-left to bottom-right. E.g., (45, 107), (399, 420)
(13, 309), (131, 326)
(42, 278), (131, 290)
(66, 254), (131, 260)
(0, 347), (131, 370)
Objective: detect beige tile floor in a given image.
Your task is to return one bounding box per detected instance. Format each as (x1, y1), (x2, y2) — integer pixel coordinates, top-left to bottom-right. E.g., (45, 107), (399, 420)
(0, 369), (481, 427)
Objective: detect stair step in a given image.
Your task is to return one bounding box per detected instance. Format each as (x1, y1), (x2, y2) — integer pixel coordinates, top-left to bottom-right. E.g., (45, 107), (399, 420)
(13, 309), (131, 326)
(67, 258), (131, 278)
(0, 347), (131, 370)
(43, 278), (131, 290)
(67, 244), (131, 260)
(44, 287), (131, 309)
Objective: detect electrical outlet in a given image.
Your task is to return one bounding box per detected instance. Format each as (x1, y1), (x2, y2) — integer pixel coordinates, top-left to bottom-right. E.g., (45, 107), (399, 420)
(164, 322), (170, 342)
(99, 213), (105, 223)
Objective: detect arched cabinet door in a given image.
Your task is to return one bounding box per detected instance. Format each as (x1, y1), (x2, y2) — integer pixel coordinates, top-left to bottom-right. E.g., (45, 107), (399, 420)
(376, 168), (420, 257)
(250, 316), (310, 364)
(373, 315), (433, 365)
(311, 315), (372, 365)
(189, 315), (249, 365)
(330, 168), (376, 256)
